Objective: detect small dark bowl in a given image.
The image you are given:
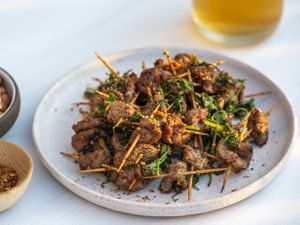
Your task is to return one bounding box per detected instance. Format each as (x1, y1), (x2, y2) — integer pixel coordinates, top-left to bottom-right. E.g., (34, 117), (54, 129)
(0, 68), (20, 137)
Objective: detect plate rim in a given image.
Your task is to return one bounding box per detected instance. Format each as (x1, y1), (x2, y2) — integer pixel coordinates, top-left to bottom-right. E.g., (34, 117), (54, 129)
(32, 47), (297, 217)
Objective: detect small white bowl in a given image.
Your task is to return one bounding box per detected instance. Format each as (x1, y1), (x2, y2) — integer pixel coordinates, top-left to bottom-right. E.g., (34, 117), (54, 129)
(0, 141), (33, 212)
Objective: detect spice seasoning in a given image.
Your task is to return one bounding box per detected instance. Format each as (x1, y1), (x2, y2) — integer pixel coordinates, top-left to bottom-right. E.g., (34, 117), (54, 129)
(0, 76), (10, 116)
(0, 164), (18, 192)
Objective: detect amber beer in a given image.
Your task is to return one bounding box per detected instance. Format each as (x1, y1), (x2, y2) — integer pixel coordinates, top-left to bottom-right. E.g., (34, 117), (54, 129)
(192, 0), (283, 44)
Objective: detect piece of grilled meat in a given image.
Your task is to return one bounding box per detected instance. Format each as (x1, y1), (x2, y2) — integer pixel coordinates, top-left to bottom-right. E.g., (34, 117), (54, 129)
(216, 138), (253, 172)
(163, 114), (189, 145)
(129, 118), (162, 145)
(106, 101), (135, 124)
(247, 109), (269, 146)
(160, 161), (188, 193)
(182, 145), (209, 169)
(71, 118), (108, 152)
(78, 148), (111, 170)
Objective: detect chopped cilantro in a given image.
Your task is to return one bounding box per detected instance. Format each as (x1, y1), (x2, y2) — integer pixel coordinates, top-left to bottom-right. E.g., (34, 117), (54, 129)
(129, 111), (142, 122)
(145, 144), (171, 176)
(104, 92), (119, 104)
(225, 136), (239, 148)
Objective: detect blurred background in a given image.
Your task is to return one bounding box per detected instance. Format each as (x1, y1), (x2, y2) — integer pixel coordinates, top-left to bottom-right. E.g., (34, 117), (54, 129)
(0, 0), (299, 224)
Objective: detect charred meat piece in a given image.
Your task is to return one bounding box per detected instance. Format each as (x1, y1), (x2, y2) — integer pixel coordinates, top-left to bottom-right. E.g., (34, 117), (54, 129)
(113, 150), (127, 168)
(123, 72), (138, 103)
(216, 73), (245, 105)
(174, 53), (198, 66)
(183, 146), (208, 169)
(216, 139), (253, 172)
(160, 161), (187, 193)
(129, 118), (162, 145)
(185, 108), (208, 125)
(171, 145), (184, 157)
(110, 133), (126, 152)
(112, 89), (125, 102)
(160, 70), (173, 82)
(131, 144), (160, 163)
(163, 114), (189, 145)
(138, 68), (162, 94)
(142, 92), (167, 116)
(173, 96), (188, 115)
(71, 118), (110, 152)
(72, 118), (105, 132)
(78, 148), (111, 170)
(106, 101), (135, 124)
(112, 144), (159, 167)
(154, 58), (167, 68)
(71, 128), (100, 152)
(247, 109), (269, 146)
(202, 80), (216, 94)
(110, 166), (149, 191)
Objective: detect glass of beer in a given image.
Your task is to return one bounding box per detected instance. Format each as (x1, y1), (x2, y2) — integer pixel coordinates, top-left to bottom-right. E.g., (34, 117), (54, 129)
(192, 0), (283, 45)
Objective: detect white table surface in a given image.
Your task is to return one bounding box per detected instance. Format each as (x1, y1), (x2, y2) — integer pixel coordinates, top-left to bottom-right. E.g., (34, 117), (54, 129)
(0, 0), (300, 224)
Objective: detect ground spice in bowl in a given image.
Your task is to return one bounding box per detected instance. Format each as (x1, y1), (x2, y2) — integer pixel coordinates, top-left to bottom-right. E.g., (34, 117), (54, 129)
(0, 164), (18, 192)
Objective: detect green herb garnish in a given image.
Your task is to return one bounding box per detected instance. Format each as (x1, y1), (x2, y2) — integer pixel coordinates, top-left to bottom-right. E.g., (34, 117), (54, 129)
(104, 92), (119, 104)
(145, 144), (171, 176)
(129, 111), (142, 122)
(225, 136), (239, 148)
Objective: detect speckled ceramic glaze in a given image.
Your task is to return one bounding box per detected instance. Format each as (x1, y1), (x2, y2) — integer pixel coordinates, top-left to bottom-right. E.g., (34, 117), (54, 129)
(32, 48), (296, 217)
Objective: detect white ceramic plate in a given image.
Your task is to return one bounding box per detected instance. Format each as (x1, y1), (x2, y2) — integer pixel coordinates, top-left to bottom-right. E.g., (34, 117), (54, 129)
(33, 48), (296, 217)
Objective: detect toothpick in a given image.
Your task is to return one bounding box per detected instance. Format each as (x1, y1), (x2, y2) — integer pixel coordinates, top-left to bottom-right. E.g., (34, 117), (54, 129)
(211, 60), (225, 67)
(130, 93), (139, 104)
(105, 104), (111, 111)
(129, 178), (137, 190)
(221, 165), (232, 192)
(95, 52), (122, 79)
(265, 108), (273, 117)
(80, 165), (123, 174)
(100, 164), (121, 172)
(80, 168), (108, 173)
(126, 121), (140, 126)
(193, 136), (198, 148)
(167, 103), (174, 112)
(143, 168), (227, 179)
(163, 48), (177, 76)
(184, 130), (209, 136)
(239, 112), (251, 141)
(188, 70), (196, 109)
(95, 90), (109, 99)
(241, 128), (253, 141)
(60, 152), (79, 160)
(92, 77), (105, 85)
(99, 138), (109, 153)
(243, 91), (271, 98)
(198, 136), (204, 151)
(155, 111), (166, 117)
(141, 61), (147, 71)
(202, 152), (217, 160)
(114, 117), (125, 128)
(188, 166), (194, 201)
(176, 72), (189, 78)
(117, 128), (141, 172)
(150, 104), (160, 119)
(146, 86), (153, 101)
(192, 83), (201, 87)
(74, 102), (98, 106)
(135, 153), (143, 164)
